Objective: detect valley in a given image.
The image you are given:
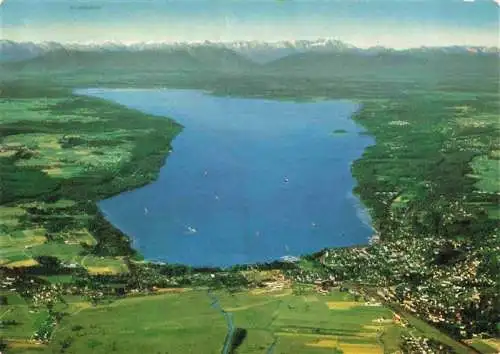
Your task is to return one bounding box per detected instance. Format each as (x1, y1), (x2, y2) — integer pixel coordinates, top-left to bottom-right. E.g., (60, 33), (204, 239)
(0, 40), (499, 354)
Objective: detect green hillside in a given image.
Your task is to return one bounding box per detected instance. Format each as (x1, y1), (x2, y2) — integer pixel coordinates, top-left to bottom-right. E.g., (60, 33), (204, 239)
(2, 46), (258, 74)
(264, 51), (498, 83)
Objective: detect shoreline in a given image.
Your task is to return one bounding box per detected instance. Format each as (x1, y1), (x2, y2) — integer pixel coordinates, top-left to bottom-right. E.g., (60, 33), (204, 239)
(0, 83), (379, 271)
(87, 88), (378, 268)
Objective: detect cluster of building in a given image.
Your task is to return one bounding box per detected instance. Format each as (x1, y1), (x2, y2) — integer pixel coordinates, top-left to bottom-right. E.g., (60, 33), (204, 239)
(319, 230), (499, 339)
(400, 334), (453, 354)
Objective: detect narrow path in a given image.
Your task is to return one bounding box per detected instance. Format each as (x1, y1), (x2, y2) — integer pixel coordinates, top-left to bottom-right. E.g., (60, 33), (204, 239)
(207, 290), (235, 354)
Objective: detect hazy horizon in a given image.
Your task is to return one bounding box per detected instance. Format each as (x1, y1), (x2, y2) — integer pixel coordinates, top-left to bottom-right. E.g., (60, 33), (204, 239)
(1, 0), (498, 49)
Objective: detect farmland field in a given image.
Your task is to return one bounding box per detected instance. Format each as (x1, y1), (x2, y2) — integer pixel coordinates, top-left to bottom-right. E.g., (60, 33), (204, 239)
(3, 288), (403, 354)
(0, 85), (181, 271)
(216, 288), (395, 354)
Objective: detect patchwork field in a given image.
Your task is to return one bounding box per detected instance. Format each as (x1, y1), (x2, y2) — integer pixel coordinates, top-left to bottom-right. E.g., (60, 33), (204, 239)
(1, 287), (404, 354)
(2, 131), (136, 178)
(0, 199), (115, 271)
(213, 288), (397, 354)
(0, 86), (180, 273)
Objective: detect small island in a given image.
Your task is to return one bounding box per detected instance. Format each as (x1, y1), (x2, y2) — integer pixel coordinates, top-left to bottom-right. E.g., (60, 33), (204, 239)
(332, 129), (348, 135)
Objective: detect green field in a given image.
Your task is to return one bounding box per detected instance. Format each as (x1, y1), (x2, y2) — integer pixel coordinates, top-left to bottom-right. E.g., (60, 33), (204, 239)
(216, 288), (396, 354)
(0, 292), (50, 341)
(467, 339), (500, 354)
(3, 291), (227, 354)
(2, 288), (403, 354)
(0, 85), (181, 271)
(46, 291), (227, 354)
(6, 286), (476, 354)
(469, 156), (500, 194)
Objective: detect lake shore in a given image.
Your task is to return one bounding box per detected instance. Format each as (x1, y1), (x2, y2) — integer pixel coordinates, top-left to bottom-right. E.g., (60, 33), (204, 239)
(84, 88), (375, 267)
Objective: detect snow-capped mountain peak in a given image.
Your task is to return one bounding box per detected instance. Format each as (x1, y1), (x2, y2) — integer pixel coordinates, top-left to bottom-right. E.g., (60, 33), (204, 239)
(1, 38), (498, 63)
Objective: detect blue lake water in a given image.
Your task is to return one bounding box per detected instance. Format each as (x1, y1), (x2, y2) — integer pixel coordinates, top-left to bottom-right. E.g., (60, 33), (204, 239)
(78, 88), (374, 267)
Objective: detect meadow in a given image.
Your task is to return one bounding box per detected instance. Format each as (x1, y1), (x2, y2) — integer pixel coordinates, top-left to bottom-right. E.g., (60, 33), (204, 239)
(3, 287), (404, 354)
(215, 287), (396, 354)
(0, 84), (181, 271)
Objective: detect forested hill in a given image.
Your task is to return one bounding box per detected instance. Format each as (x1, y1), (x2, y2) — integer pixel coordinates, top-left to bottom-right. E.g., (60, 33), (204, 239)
(1, 46), (258, 74)
(2, 40), (498, 81)
(263, 51), (499, 82)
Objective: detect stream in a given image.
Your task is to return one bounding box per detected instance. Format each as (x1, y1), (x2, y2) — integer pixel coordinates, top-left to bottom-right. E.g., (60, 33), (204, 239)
(207, 289), (279, 354)
(208, 290), (235, 354)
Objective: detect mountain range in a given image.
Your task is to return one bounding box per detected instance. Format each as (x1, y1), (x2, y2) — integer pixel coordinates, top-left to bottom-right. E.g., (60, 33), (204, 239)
(1, 39), (498, 63)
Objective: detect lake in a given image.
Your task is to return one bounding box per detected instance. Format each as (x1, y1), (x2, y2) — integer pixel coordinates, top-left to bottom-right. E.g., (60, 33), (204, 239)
(78, 88), (374, 267)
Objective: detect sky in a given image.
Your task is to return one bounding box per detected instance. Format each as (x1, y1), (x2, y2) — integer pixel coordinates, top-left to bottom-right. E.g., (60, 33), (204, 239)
(0, 0), (498, 48)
